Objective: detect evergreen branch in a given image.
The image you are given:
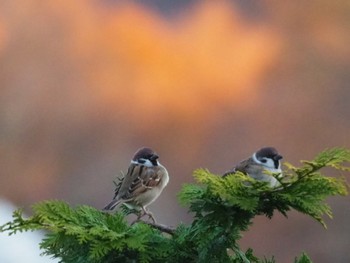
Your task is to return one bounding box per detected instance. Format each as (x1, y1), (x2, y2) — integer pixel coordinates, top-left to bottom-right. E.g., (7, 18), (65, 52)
(1, 147), (349, 262)
(143, 221), (176, 235)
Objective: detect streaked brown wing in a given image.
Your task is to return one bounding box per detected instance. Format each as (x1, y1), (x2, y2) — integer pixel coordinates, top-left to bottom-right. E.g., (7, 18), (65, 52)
(223, 159), (249, 177)
(117, 165), (163, 200)
(234, 159), (250, 173)
(112, 177), (124, 199)
(103, 164), (142, 210)
(144, 167), (163, 187)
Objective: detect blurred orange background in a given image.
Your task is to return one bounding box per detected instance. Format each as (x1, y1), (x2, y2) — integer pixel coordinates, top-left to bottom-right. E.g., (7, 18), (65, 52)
(0, 0), (349, 262)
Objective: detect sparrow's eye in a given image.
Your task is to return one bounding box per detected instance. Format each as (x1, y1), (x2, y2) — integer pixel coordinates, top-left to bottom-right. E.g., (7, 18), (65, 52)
(260, 158), (267, 163)
(137, 158), (146, 164)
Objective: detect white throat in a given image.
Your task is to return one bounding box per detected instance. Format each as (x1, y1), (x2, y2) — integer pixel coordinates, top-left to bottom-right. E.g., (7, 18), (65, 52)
(252, 153), (281, 173)
(131, 159), (157, 167)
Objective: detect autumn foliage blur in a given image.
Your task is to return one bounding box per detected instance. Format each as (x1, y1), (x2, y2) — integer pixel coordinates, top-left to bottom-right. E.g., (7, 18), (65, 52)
(0, 0), (349, 262)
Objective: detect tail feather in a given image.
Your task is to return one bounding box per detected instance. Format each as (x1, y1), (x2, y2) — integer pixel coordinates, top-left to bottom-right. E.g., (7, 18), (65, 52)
(103, 199), (121, 211)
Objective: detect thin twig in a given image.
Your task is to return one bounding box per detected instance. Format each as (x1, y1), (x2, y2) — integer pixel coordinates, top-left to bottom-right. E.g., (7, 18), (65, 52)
(143, 221), (176, 235)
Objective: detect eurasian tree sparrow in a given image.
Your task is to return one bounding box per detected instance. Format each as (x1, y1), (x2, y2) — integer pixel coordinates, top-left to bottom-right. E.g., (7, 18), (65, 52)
(223, 147), (283, 187)
(103, 147), (169, 223)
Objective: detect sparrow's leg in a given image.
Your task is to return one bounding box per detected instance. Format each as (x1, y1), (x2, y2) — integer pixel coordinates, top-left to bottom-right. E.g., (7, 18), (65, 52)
(130, 210), (144, 225)
(130, 207), (156, 224)
(139, 206), (156, 223)
(143, 209), (156, 224)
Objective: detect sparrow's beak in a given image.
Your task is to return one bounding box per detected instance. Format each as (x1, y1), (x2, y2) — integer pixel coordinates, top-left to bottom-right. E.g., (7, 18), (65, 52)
(150, 154), (159, 161)
(274, 155), (283, 161)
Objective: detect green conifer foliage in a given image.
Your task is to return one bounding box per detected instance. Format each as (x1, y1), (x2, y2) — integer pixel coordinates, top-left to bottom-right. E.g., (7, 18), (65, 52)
(1, 148), (349, 262)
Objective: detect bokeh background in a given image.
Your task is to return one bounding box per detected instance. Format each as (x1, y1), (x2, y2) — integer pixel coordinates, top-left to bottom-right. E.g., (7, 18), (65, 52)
(0, 0), (349, 262)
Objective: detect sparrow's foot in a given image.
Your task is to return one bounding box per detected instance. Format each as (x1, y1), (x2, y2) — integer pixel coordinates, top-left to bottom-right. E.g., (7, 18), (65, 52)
(146, 211), (156, 224)
(141, 206), (156, 223)
(130, 207), (156, 224)
(130, 210), (143, 225)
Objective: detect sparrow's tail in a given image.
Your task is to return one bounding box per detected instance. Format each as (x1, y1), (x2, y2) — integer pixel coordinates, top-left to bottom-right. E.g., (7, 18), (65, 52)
(103, 199), (122, 211)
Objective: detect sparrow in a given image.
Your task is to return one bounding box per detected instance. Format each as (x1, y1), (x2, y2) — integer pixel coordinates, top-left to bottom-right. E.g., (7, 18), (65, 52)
(223, 147), (283, 187)
(103, 147), (169, 223)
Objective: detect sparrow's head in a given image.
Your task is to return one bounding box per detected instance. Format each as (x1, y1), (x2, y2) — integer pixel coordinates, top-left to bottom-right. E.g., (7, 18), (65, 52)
(132, 147), (159, 167)
(253, 147), (283, 169)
